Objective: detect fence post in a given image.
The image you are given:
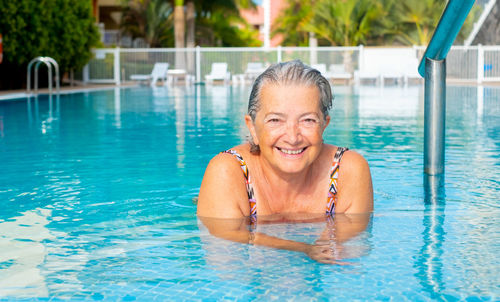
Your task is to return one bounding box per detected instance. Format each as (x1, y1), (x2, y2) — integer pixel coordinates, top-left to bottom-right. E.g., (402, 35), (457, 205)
(277, 46), (282, 63)
(309, 33), (318, 65)
(83, 64), (89, 84)
(114, 47), (121, 85)
(477, 44), (484, 84)
(196, 46), (201, 83)
(358, 45), (364, 72)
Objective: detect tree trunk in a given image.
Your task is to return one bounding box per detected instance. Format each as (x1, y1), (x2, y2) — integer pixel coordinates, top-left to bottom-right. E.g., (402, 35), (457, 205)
(174, 1), (185, 69)
(186, 0), (195, 74)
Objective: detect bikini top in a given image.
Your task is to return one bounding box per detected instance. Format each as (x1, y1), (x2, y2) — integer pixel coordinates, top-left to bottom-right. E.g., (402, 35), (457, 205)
(222, 147), (348, 216)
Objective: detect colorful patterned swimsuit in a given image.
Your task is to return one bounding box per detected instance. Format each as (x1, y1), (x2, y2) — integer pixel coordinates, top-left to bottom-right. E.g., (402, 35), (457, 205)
(222, 147), (349, 216)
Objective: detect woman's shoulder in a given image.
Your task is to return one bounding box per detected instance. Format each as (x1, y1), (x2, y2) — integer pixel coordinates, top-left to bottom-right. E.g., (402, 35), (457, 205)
(202, 143), (256, 189)
(197, 144), (252, 218)
(340, 149), (369, 173)
(328, 145), (373, 213)
(323, 144), (368, 169)
(214, 143), (252, 165)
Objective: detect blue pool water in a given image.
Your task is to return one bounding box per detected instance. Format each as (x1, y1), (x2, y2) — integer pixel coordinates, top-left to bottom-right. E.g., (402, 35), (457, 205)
(0, 85), (499, 300)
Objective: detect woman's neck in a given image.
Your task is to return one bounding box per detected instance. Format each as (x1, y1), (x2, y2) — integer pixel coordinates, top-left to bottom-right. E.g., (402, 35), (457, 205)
(256, 157), (320, 214)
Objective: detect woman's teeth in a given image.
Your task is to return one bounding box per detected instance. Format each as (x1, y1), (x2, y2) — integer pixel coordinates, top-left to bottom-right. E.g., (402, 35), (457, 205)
(278, 148), (305, 155)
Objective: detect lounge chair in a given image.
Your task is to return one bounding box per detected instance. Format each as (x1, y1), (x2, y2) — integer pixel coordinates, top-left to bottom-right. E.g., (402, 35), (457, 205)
(355, 48), (420, 85)
(329, 64), (352, 82)
(205, 63), (231, 84)
(312, 63), (333, 80)
(312, 63), (350, 82)
(311, 63), (328, 75)
(244, 62), (266, 81)
(130, 63), (169, 86)
(403, 57), (423, 85)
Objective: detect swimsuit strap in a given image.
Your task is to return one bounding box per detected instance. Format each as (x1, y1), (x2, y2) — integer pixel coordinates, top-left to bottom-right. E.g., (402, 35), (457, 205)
(222, 147), (348, 217)
(326, 147), (349, 213)
(221, 150), (257, 216)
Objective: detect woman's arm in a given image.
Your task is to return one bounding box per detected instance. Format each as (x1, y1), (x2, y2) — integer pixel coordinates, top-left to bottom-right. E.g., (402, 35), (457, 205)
(336, 151), (374, 214)
(197, 153), (249, 218)
(199, 216), (309, 252)
(199, 213), (372, 264)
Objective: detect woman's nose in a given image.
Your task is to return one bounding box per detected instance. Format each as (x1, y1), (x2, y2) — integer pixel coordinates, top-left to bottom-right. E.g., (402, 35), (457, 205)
(284, 122), (301, 144)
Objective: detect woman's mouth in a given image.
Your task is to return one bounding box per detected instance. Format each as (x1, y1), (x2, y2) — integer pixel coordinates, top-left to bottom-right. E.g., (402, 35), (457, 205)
(277, 147), (307, 155)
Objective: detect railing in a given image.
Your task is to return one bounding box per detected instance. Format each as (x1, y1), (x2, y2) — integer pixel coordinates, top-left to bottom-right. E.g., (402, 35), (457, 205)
(419, 0), (475, 176)
(27, 56), (60, 95)
(81, 45), (500, 85)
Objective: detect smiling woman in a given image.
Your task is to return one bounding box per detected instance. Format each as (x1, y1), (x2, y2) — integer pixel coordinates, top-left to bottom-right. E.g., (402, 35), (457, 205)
(197, 60), (373, 263)
(198, 60), (373, 220)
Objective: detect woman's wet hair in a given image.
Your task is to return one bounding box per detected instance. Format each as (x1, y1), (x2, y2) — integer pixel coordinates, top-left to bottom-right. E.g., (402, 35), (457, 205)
(247, 60), (333, 122)
(247, 60), (333, 153)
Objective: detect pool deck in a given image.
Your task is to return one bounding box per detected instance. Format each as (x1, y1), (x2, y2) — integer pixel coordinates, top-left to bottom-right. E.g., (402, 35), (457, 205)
(1, 80), (499, 101)
(0, 83), (141, 100)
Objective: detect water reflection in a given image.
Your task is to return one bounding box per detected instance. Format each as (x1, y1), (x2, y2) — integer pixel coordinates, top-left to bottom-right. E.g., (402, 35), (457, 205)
(25, 94), (60, 134)
(415, 174), (446, 299)
(0, 208), (55, 297)
(199, 213), (372, 264)
(114, 87), (121, 129)
(198, 213), (372, 296)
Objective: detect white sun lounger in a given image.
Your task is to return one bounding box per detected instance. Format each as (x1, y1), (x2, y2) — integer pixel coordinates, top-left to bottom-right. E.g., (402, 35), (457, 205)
(312, 63), (351, 82)
(130, 63), (169, 86)
(244, 62), (266, 80)
(205, 63), (231, 84)
(329, 64), (352, 81)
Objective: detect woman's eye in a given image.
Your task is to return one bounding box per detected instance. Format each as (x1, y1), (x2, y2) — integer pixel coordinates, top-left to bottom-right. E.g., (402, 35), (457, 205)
(303, 118), (317, 124)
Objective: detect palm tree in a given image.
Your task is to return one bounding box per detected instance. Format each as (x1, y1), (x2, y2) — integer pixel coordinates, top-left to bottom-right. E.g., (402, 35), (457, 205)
(302, 0), (386, 71)
(304, 0), (386, 46)
(392, 0), (446, 46)
(121, 0), (173, 47)
(173, 0), (256, 68)
(173, 0), (185, 68)
(272, 0), (316, 46)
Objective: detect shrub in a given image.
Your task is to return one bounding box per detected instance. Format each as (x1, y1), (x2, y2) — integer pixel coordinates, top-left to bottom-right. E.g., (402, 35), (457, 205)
(0, 0), (100, 89)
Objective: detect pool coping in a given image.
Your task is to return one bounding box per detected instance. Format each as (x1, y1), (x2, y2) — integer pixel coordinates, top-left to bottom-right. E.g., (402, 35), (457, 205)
(1, 80), (499, 102)
(0, 84), (137, 101)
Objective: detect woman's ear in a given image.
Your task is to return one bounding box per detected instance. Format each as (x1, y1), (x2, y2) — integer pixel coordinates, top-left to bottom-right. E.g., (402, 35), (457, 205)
(245, 115), (259, 146)
(323, 115), (330, 131)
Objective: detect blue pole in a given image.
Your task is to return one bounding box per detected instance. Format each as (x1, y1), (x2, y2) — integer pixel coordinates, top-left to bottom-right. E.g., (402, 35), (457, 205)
(419, 0), (475, 175)
(418, 0), (476, 77)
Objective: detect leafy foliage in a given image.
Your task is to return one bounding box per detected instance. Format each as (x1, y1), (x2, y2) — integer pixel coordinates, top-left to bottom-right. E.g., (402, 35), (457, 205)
(272, 0), (316, 46)
(192, 0), (259, 47)
(273, 0), (479, 47)
(391, 0), (446, 45)
(120, 0), (259, 47)
(121, 0), (174, 47)
(0, 0), (100, 70)
(305, 0), (386, 46)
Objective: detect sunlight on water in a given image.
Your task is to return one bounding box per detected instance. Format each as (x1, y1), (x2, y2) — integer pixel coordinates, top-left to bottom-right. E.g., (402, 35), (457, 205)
(0, 85), (498, 299)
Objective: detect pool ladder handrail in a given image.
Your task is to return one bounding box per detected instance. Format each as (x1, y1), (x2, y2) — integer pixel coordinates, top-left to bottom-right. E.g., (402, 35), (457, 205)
(27, 56), (60, 96)
(417, 0), (476, 77)
(418, 0), (475, 176)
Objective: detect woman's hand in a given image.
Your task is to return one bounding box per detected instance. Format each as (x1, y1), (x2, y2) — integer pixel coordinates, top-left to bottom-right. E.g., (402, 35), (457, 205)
(304, 240), (350, 265)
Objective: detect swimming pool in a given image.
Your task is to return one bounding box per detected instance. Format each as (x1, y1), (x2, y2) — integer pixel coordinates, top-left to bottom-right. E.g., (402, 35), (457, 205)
(0, 84), (498, 300)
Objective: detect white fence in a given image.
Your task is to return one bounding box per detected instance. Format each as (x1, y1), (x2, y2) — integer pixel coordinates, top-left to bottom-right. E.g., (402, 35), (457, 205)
(82, 46), (500, 85)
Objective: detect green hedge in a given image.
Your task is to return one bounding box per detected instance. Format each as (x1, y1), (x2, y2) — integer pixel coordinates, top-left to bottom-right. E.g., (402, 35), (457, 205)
(0, 0), (100, 89)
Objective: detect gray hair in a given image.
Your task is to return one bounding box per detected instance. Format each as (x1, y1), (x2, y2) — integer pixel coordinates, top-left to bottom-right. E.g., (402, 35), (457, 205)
(248, 60), (333, 121)
(246, 60), (333, 153)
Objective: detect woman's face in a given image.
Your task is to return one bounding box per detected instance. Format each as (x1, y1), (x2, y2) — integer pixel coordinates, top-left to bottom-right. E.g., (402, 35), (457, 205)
(246, 83), (330, 175)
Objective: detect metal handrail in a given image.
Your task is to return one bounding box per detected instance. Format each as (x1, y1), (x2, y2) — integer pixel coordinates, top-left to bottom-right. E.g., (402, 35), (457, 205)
(27, 56), (60, 95)
(418, 0), (476, 77)
(419, 0), (476, 176)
